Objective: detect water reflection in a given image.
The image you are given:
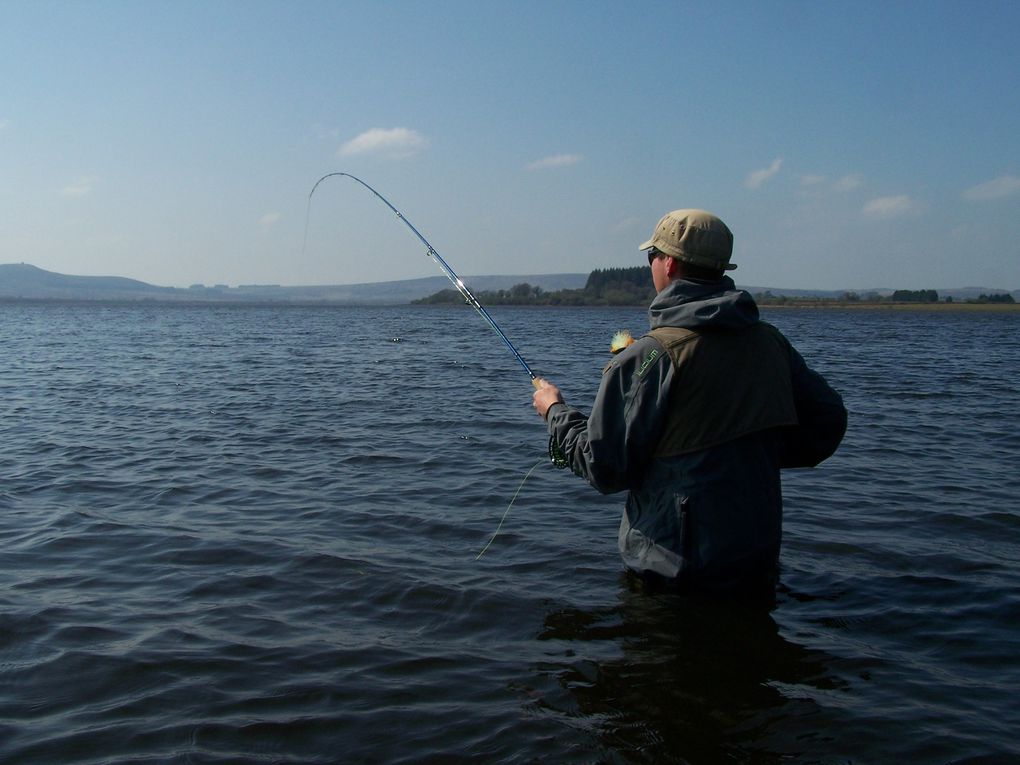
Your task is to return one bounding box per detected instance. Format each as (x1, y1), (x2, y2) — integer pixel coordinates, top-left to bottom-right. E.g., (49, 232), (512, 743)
(534, 575), (848, 764)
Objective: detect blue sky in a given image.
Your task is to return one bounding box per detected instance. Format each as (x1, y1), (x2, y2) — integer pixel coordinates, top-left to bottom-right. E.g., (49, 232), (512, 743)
(2, 0), (1018, 291)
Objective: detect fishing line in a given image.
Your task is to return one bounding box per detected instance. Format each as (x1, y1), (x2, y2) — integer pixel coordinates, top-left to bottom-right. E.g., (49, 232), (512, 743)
(475, 459), (545, 560)
(304, 173), (566, 556)
(304, 172), (539, 386)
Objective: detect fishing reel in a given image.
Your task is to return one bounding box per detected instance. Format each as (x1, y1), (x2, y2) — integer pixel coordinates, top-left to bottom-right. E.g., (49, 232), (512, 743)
(548, 436), (569, 469)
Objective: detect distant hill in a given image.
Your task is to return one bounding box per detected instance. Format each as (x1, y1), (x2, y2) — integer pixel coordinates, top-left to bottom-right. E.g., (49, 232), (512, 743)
(0, 264), (586, 304)
(1, 263), (1016, 305)
(0, 263), (177, 300)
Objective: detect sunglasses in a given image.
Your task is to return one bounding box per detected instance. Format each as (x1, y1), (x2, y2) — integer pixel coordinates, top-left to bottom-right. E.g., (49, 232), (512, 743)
(647, 248), (662, 266)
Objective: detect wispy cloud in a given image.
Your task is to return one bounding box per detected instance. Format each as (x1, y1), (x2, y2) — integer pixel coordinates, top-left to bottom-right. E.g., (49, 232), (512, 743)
(260, 212), (280, 227)
(60, 177), (97, 197)
(833, 174), (864, 192)
(311, 123), (341, 141)
(613, 215), (642, 232)
(745, 158), (782, 189)
(862, 194), (918, 218)
(962, 174), (1020, 201)
(800, 173), (863, 195)
(525, 153), (583, 171)
(338, 127), (427, 159)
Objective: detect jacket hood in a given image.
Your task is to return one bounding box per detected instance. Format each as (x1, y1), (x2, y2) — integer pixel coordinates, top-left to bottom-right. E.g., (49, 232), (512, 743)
(648, 276), (760, 330)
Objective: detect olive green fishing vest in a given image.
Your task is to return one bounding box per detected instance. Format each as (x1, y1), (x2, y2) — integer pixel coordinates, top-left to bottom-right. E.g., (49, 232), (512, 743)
(648, 324), (798, 456)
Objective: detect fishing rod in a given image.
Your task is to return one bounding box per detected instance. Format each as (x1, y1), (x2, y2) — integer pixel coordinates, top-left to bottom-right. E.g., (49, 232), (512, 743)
(305, 172), (539, 386)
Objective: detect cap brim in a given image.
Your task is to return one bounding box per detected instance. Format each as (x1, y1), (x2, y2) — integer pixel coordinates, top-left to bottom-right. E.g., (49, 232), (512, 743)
(639, 239), (653, 251)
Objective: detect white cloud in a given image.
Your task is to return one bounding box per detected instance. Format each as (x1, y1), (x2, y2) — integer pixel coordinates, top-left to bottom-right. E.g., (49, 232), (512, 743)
(613, 215), (642, 232)
(833, 174), (864, 192)
(745, 157), (782, 189)
(525, 153), (583, 171)
(338, 127), (427, 159)
(800, 173), (863, 195)
(60, 177), (97, 196)
(260, 212), (280, 227)
(311, 123), (341, 141)
(962, 174), (1020, 201)
(862, 194), (918, 218)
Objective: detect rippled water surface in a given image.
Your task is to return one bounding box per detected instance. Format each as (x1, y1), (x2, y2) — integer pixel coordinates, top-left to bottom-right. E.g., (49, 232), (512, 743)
(2, 302), (1018, 764)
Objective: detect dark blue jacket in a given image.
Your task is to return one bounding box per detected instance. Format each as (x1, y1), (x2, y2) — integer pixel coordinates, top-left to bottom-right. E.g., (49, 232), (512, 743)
(546, 277), (847, 589)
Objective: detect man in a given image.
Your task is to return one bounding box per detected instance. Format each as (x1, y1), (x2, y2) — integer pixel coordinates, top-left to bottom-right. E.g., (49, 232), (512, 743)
(532, 209), (847, 592)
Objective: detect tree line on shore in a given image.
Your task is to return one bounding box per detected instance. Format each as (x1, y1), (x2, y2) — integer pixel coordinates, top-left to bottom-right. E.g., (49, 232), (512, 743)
(412, 267), (1016, 307)
(759, 289), (1014, 305)
(413, 267), (657, 306)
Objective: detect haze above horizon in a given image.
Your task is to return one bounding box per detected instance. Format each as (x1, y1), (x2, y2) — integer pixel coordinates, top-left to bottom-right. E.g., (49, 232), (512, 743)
(2, 2), (1018, 292)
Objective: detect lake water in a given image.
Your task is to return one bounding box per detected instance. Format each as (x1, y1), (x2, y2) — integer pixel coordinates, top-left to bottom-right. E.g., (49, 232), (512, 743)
(1, 301), (1018, 764)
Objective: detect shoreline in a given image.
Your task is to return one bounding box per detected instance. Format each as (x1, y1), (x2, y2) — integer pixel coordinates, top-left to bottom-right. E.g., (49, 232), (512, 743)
(2, 296), (1018, 312)
(758, 301), (1020, 312)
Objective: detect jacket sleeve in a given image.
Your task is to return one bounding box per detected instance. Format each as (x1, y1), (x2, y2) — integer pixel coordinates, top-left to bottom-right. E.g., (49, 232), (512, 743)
(545, 337), (674, 494)
(780, 345), (848, 468)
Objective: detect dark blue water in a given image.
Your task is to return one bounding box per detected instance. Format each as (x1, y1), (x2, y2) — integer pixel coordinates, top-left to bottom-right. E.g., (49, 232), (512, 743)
(2, 302), (1018, 764)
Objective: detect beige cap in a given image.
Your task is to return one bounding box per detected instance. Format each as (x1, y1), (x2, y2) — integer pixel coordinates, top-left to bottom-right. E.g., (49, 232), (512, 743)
(639, 209), (736, 271)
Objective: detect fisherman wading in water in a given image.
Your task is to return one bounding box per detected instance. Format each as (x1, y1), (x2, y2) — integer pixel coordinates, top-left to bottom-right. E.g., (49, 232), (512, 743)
(533, 209), (847, 593)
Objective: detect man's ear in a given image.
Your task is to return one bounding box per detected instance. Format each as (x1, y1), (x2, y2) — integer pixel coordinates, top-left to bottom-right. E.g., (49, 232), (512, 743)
(664, 256), (681, 280)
